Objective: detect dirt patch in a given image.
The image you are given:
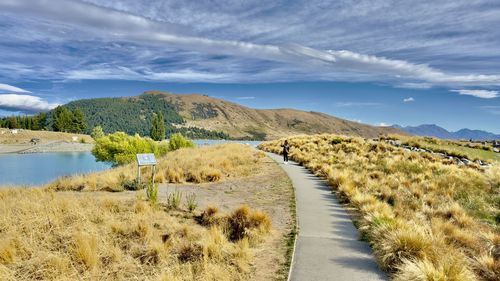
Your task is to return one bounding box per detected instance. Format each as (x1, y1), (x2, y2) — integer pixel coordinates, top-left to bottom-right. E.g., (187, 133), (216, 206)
(62, 154), (294, 280)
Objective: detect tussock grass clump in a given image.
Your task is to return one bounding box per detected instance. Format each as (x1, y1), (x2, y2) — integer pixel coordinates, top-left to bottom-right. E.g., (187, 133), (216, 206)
(197, 206), (272, 244)
(259, 134), (500, 280)
(0, 189), (272, 280)
(47, 143), (264, 191)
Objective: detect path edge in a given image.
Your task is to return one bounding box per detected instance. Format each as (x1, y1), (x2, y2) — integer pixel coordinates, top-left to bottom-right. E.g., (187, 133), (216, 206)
(265, 152), (299, 281)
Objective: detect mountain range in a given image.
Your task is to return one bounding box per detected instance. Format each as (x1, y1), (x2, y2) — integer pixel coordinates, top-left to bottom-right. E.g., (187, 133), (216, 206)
(392, 124), (500, 140)
(62, 91), (403, 140)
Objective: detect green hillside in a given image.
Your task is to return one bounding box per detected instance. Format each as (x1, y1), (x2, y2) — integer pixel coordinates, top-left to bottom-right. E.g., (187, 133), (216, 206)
(62, 94), (228, 139)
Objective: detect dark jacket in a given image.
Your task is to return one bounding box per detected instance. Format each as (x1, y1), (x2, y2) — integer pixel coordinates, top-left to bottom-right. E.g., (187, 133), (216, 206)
(282, 144), (290, 154)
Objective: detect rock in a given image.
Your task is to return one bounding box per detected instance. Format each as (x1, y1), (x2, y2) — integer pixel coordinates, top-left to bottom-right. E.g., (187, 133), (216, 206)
(461, 158), (471, 165)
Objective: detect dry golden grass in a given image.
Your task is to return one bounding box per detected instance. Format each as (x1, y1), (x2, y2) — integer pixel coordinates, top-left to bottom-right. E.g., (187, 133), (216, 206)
(47, 143), (265, 191)
(386, 134), (500, 163)
(259, 134), (500, 281)
(0, 188), (271, 280)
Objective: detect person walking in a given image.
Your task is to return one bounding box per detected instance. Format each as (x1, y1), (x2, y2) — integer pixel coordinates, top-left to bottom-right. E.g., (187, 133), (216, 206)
(281, 140), (290, 164)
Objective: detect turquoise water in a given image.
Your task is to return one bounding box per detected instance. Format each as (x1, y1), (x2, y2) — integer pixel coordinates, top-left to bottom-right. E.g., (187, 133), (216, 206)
(0, 152), (111, 187)
(0, 140), (261, 187)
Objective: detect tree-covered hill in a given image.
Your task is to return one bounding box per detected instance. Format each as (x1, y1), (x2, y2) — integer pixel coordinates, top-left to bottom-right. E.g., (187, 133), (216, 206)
(2, 91), (405, 140)
(62, 94), (183, 136)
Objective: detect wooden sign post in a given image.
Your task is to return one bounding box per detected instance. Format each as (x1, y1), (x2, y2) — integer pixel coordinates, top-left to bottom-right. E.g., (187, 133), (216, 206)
(136, 153), (157, 185)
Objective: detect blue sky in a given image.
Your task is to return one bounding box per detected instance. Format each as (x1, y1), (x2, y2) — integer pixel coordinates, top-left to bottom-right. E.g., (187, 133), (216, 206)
(0, 0), (499, 133)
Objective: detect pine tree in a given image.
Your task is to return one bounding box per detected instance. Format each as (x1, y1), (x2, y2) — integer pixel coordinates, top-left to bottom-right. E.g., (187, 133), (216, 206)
(38, 112), (47, 130)
(9, 116), (18, 129)
(150, 111), (166, 141)
(71, 107), (86, 133)
(53, 106), (73, 132)
(91, 126), (105, 140)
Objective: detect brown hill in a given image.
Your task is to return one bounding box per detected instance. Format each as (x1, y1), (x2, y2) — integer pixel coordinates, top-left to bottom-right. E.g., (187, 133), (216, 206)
(144, 91), (405, 140)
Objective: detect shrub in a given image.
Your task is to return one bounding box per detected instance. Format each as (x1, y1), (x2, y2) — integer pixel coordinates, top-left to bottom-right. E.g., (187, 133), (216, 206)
(121, 178), (146, 191)
(198, 206), (222, 227)
(90, 126), (105, 140)
(168, 133), (194, 151)
(146, 183), (158, 206)
(167, 190), (182, 210)
(92, 132), (168, 166)
(185, 192), (198, 213)
(228, 206), (271, 241)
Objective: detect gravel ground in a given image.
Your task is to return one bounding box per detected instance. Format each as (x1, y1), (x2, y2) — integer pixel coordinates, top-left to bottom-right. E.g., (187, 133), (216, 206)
(0, 141), (93, 154)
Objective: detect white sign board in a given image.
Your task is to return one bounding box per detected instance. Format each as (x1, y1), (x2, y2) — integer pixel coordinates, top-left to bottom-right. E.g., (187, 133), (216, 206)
(136, 153), (157, 166)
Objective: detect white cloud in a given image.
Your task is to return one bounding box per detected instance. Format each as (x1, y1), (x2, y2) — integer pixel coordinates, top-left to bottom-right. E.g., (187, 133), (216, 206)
(450, 89), (499, 99)
(395, 83), (432, 89)
(378, 122), (389, 127)
(403, 97), (415, 102)
(66, 67), (230, 82)
(236, 96), (255, 100)
(0, 94), (60, 113)
(0, 83), (31, 93)
(2, 0), (500, 87)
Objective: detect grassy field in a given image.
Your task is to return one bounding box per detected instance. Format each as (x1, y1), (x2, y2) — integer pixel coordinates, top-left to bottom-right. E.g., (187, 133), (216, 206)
(48, 143), (264, 192)
(0, 143), (295, 280)
(0, 189), (270, 280)
(388, 135), (500, 163)
(259, 134), (499, 281)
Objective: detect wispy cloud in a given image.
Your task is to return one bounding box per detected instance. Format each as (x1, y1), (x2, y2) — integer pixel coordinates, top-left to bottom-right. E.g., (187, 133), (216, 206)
(450, 89), (499, 99)
(0, 83), (31, 93)
(480, 106), (500, 115)
(1, 0), (500, 87)
(378, 122), (390, 127)
(335, 102), (383, 107)
(395, 83), (432, 89)
(403, 97), (415, 102)
(0, 94), (60, 113)
(236, 96), (256, 100)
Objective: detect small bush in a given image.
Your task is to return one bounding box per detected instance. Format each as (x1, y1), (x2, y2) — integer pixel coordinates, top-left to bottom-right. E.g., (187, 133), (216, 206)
(185, 192), (197, 213)
(198, 206), (222, 227)
(167, 190), (182, 210)
(121, 178), (146, 191)
(146, 183), (158, 206)
(168, 133), (194, 151)
(228, 206), (271, 241)
(90, 126), (105, 140)
(177, 243), (204, 263)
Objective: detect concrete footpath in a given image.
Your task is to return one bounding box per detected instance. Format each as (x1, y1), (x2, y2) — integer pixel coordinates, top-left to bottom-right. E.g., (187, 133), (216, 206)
(267, 153), (387, 281)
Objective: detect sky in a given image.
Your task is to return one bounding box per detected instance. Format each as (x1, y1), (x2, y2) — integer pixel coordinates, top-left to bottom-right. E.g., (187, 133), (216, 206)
(0, 0), (499, 133)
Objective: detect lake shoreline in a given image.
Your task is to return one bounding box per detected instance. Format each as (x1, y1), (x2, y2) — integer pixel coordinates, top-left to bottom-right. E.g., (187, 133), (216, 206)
(0, 141), (94, 154)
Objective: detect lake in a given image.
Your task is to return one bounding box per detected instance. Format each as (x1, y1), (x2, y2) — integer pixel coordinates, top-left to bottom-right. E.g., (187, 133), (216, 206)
(0, 139), (261, 187)
(0, 152), (111, 187)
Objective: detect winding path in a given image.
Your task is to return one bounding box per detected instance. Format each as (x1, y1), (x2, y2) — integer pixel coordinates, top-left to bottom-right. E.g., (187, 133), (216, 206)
(267, 153), (387, 281)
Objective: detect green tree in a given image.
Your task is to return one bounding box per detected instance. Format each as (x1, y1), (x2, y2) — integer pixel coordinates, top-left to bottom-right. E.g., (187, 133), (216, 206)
(91, 126), (105, 140)
(71, 107), (86, 133)
(39, 112), (48, 130)
(150, 111), (166, 141)
(8, 116), (18, 129)
(92, 132), (168, 166)
(168, 133), (194, 151)
(53, 106), (73, 132)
